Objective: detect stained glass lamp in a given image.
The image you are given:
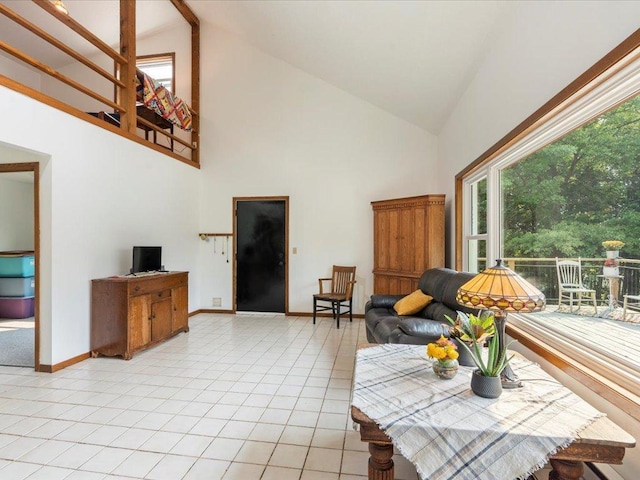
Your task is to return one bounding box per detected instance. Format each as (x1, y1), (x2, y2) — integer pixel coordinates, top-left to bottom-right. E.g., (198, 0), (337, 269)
(456, 259), (546, 388)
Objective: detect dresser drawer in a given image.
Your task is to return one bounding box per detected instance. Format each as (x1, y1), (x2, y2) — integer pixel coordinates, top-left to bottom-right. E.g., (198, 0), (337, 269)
(128, 272), (188, 296)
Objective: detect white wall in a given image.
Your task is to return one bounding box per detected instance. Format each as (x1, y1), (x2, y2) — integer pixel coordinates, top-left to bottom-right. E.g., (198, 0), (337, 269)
(438, 2), (640, 477)
(0, 86), (201, 366)
(197, 27), (439, 314)
(0, 55), (41, 91)
(438, 0), (640, 268)
(0, 176), (34, 250)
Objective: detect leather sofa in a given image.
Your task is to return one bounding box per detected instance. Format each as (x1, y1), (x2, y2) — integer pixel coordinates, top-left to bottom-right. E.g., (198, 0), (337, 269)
(365, 267), (478, 345)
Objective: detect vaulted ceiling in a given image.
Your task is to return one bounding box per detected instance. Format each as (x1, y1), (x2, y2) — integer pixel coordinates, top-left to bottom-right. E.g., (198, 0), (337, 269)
(0, 0), (512, 134)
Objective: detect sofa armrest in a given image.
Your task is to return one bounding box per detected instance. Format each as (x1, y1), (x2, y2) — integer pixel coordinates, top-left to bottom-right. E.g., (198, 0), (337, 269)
(369, 294), (404, 309)
(398, 317), (450, 339)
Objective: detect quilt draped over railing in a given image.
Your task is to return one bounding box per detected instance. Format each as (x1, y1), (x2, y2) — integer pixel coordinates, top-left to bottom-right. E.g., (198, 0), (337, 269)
(136, 71), (192, 131)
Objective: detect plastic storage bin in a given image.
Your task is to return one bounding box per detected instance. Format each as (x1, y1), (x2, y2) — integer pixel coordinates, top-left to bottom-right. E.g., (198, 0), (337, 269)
(0, 277), (35, 297)
(0, 255), (35, 278)
(0, 296), (35, 319)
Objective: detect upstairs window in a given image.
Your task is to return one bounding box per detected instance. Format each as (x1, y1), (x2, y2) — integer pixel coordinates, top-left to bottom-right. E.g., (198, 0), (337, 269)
(137, 53), (175, 93)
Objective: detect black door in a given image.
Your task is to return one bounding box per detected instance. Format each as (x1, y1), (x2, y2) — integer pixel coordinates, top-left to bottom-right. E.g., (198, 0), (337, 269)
(236, 200), (286, 313)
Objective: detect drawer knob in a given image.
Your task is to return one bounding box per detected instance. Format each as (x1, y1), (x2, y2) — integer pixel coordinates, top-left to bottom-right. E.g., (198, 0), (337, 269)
(134, 286), (140, 292)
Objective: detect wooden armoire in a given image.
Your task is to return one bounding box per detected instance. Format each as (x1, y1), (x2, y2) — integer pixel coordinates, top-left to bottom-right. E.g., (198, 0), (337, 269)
(372, 194), (445, 294)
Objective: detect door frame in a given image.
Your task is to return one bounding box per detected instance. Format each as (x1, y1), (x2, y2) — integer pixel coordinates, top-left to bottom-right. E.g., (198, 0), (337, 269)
(233, 196), (289, 314)
(0, 163), (40, 371)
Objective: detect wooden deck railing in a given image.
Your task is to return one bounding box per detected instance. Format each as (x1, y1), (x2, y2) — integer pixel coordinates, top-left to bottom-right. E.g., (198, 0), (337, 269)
(498, 257), (640, 304)
(0, 0), (200, 167)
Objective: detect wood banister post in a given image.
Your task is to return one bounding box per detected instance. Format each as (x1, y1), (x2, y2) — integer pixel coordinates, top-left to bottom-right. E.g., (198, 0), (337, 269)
(119, 0), (136, 134)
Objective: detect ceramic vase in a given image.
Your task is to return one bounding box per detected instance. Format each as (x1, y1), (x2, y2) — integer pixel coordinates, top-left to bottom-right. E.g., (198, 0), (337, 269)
(606, 250), (619, 259)
(453, 339), (476, 367)
(432, 359), (458, 380)
(603, 266), (619, 278)
(470, 369), (502, 398)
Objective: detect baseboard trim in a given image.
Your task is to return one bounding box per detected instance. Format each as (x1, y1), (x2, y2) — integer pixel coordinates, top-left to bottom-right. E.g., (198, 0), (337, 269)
(288, 311), (365, 319)
(193, 309), (235, 315)
(190, 310), (364, 319)
(39, 352), (90, 373)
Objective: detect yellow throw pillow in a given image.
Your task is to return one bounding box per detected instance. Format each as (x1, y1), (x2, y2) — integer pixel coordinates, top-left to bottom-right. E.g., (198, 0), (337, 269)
(393, 290), (433, 315)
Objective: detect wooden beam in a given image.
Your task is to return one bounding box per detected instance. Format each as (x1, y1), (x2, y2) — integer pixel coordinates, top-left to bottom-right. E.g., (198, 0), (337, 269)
(191, 23), (200, 164)
(119, 0), (136, 133)
(32, 0), (127, 65)
(0, 4), (124, 88)
(170, 0), (200, 27)
(0, 40), (123, 111)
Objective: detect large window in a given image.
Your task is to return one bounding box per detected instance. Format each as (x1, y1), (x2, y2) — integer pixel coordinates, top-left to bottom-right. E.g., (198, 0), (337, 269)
(463, 175), (488, 273)
(457, 38), (640, 417)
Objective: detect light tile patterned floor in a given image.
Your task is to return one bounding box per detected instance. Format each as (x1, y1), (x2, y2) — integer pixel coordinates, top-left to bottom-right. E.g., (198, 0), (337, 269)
(0, 314), (420, 480)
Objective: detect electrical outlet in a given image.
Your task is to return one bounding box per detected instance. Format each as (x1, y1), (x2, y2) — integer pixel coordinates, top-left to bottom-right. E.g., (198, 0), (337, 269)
(212, 297), (222, 307)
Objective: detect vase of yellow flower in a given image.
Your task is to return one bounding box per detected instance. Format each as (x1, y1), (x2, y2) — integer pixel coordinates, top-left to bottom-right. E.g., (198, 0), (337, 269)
(602, 240), (624, 259)
(427, 336), (459, 379)
(602, 240), (624, 277)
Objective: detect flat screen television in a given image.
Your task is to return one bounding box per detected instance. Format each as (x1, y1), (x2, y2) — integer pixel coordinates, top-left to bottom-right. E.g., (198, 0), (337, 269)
(132, 246), (162, 273)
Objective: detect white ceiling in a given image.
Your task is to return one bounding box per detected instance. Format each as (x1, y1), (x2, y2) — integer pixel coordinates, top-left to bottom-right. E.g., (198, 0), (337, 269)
(0, 0), (512, 134)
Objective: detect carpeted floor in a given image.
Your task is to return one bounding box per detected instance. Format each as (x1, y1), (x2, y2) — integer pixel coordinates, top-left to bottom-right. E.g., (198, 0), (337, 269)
(0, 318), (34, 367)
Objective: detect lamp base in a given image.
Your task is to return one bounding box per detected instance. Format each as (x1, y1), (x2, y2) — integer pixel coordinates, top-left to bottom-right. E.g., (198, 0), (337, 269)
(494, 313), (523, 389)
(501, 363), (523, 389)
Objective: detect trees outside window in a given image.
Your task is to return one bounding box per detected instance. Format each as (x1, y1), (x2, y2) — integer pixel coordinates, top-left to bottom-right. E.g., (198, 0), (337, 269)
(457, 35), (640, 417)
(502, 95), (640, 261)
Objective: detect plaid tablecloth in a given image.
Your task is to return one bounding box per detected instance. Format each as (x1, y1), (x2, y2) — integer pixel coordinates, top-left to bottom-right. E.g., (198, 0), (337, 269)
(352, 344), (604, 480)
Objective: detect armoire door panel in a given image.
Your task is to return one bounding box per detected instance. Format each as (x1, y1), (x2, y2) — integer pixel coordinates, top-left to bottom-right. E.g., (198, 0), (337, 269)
(414, 207), (426, 273)
(400, 208), (413, 272)
(375, 210), (389, 271)
(372, 195), (445, 294)
(388, 210), (400, 271)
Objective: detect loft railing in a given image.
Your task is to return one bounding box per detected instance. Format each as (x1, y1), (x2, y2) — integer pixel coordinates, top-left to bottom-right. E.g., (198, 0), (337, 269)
(0, 0), (200, 167)
(496, 257), (640, 305)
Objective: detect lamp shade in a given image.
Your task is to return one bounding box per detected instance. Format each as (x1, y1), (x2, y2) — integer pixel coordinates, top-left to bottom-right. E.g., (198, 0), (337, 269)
(456, 259), (546, 313)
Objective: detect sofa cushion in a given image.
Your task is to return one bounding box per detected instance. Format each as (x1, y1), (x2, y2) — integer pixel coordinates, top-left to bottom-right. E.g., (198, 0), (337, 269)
(418, 268), (459, 303)
(367, 295), (405, 311)
(365, 308), (402, 343)
(397, 317), (449, 338)
(393, 290), (433, 315)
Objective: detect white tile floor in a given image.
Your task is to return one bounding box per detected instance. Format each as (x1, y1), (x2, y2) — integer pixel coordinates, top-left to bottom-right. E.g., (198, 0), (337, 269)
(0, 314), (421, 480)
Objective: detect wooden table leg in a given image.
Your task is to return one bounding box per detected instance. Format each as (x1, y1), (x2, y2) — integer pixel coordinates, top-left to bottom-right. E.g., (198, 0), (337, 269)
(368, 442), (394, 480)
(549, 459), (584, 480)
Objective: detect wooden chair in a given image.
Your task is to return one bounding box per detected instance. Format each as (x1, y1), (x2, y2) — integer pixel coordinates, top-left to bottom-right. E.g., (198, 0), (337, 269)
(313, 266), (356, 328)
(623, 294), (640, 320)
(555, 257), (597, 314)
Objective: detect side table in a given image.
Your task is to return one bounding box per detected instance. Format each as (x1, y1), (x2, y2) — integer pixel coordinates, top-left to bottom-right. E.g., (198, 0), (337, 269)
(351, 406), (635, 480)
(597, 274), (623, 317)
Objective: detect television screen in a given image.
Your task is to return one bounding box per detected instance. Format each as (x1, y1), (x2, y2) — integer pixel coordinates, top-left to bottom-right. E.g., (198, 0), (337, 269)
(132, 246), (162, 273)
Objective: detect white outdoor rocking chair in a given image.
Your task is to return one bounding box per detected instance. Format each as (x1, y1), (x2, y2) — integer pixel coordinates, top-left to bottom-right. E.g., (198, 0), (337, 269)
(555, 257), (598, 314)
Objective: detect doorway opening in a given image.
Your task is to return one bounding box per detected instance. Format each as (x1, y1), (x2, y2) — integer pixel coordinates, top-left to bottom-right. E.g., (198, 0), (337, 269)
(0, 162), (39, 370)
(234, 197), (289, 314)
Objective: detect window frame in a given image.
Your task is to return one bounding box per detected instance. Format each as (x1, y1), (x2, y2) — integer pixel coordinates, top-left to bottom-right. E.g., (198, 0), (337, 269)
(136, 52), (176, 93)
(455, 29), (640, 421)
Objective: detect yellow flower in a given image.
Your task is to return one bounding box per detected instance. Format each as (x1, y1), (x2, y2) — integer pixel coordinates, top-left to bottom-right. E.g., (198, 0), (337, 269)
(602, 240), (625, 250)
(444, 346), (459, 360)
(428, 335), (459, 362)
(432, 348), (446, 360)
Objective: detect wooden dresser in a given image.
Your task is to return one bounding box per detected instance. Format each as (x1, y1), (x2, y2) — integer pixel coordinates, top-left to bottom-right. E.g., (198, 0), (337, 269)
(91, 271), (188, 360)
(372, 195), (445, 294)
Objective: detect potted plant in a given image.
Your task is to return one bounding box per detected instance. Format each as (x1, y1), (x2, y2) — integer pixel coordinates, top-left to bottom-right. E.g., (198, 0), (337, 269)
(448, 311), (512, 398)
(445, 311), (495, 367)
(426, 336), (459, 379)
(602, 240), (625, 259)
